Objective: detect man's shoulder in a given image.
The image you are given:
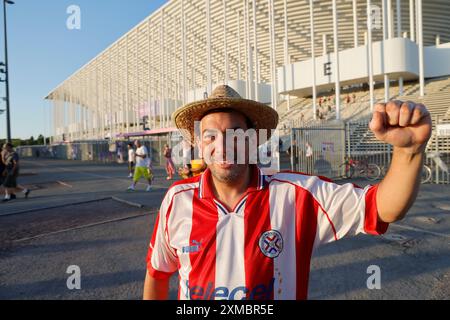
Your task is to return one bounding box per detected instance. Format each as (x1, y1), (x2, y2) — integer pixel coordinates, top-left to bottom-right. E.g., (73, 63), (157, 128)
(268, 170), (333, 186)
(166, 175), (201, 194)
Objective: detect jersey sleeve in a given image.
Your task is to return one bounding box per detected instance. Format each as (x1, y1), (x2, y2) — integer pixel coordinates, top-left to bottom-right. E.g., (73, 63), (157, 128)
(303, 176), (389, 248)
(146, 191), (178, 279)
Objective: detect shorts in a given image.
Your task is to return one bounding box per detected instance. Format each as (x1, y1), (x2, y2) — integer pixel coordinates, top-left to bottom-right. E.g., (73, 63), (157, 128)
(128, 161), (135, 172)
(3, 172), (17, 188)
(133, 166), (153, 182)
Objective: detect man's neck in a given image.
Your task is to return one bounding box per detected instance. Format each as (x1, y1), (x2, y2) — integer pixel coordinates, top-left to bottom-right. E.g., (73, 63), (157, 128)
(210, 166), (251, 211)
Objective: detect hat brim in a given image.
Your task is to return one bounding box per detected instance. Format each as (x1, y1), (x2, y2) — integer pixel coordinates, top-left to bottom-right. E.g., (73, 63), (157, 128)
(172, 97), (279, 145)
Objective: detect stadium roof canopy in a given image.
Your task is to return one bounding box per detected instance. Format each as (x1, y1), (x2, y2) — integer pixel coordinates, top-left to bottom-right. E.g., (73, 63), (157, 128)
(45, 0), (450, 141)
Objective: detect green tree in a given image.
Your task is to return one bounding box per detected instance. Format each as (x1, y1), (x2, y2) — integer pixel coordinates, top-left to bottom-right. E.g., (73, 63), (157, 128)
(37, 134), (45, 145)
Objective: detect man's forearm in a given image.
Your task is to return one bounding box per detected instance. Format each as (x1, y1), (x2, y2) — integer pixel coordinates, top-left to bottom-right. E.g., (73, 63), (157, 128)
(376, 147), (424, 223)
(143, 272), (170, 300)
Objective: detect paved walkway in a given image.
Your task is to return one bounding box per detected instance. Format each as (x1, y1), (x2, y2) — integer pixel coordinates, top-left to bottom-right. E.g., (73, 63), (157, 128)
(0, 159), (449, 299)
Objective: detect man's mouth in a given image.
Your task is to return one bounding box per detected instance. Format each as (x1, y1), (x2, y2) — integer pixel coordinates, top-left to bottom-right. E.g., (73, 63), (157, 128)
(213, 159), (236, 168)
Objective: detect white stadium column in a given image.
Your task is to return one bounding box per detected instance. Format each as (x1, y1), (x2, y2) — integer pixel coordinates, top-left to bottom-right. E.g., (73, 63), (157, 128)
(109, 56), (113, 140)
(147, 20), (153, 130)
(268, 0), (276, 110)
(382, 0), (390, 102)
(353, 0), (358, 48)
(182, 0), (187, 104)
(252, 0), (259, 100)
(125, 37), (130, 133)
(284, 0), (290, 111)
(238, 11), (242, 80)
(367, 0), (375, 109)
(409, 0), (415, 42)
(135, 32), (140, 132)
(244, 2), (249, 98)
(332, 0), (340, 120)
(417, 0), (424, 97)
(206, 0), (212, 96)
(415, 0), (419, 45)
(387, 0), (393, 39)
(310, 0), (317, 121)
(224, 0), (229, 85)
(192, 32), (197, 101)
(397, 0), (404, 96)
(246, 0), (254, 100)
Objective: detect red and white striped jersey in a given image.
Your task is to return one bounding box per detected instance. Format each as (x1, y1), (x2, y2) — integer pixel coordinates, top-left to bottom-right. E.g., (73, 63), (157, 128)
(146, 165), (388, 300)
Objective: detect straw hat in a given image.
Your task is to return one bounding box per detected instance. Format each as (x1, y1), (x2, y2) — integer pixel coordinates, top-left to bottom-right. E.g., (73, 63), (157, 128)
(172, 85), (279, 145)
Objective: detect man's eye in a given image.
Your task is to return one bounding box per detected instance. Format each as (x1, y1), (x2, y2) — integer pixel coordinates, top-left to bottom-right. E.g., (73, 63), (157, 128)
(203, 134), (216, 141)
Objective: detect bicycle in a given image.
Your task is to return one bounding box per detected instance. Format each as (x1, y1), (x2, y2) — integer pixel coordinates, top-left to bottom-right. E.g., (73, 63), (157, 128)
(421, 152), (448, 184)
(340, 157), (381, 181)
(421, 164), (432, 184)
(379, 154), (436, 184)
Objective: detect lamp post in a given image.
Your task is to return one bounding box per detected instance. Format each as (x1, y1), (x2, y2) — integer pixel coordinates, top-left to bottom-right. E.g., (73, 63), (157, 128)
(2, 0), (14, 142)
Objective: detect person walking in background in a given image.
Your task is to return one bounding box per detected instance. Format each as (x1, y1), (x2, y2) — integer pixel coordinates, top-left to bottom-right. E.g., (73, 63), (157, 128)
(146, 149), (154, 191)
(163, 144), (175, 180)
(0, 145), (11, 200)
(127, 142), (136, 178)
(2, 143), (30, 202)
(117, 145), (124, 163)
(128, 140), (152, 192)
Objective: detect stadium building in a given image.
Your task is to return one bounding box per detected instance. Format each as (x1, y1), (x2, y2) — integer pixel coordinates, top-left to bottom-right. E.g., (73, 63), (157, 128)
(43, 0), (450, 179)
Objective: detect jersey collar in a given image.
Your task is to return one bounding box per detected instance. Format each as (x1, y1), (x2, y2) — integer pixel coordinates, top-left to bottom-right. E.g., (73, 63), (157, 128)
(198, 165), (266, 200)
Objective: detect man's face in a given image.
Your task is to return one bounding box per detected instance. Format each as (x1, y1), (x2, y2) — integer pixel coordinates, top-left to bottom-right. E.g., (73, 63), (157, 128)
(135, 141), (141, 148)
(199, 111), (250, 184)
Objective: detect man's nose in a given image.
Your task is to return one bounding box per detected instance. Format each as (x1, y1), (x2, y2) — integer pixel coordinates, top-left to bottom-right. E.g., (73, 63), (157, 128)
(213, 133), (235, 158)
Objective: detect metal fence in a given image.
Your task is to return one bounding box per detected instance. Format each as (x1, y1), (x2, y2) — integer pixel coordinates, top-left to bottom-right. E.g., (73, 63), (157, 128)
(289, 117), (450, 184)
(425, 115), (450, 184)
(290, 121), (346, 179)
(16, 135), (177, 166)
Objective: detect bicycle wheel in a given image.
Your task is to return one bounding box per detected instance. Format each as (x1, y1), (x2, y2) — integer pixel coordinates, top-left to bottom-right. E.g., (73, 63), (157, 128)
(365, 163), (381, 181)
(421, 165), (432, 184)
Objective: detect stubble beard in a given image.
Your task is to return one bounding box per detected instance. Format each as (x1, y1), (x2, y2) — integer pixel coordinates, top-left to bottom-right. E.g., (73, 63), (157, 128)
(209, 163), (248, 184)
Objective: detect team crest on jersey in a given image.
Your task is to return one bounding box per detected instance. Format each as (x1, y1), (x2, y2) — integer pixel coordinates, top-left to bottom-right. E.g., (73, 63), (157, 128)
(259, 230), (283, 258)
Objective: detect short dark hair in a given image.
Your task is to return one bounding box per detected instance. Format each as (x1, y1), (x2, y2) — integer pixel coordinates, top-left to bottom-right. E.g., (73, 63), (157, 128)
(201, 108), (254, 129)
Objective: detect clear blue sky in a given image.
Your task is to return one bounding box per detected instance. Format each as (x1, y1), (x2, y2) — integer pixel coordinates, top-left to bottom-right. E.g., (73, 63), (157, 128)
(0, 0), (167, 140)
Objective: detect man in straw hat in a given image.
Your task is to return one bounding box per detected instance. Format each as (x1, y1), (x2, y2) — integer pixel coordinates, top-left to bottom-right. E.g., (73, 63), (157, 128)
(143, 85), (431, 300)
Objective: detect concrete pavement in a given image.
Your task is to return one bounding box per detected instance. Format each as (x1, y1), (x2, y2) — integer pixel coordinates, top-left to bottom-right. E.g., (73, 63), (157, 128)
(0, 158), (449, 300)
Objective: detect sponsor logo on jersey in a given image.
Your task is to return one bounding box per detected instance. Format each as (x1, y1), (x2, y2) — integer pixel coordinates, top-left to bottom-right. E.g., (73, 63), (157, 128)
(185, 278), (275, 300)
(259, 230), (283, 258)
(182, 240), (202, 253)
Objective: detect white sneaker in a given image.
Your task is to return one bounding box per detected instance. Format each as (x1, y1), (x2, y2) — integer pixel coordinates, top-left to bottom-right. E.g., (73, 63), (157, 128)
(146, 185), (152, 192)
(127, 186), (135, 191)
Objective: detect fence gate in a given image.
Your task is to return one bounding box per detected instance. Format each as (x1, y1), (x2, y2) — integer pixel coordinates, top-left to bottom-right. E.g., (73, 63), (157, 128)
(291, 122), (346, 179)
(427, 116), (450, 184)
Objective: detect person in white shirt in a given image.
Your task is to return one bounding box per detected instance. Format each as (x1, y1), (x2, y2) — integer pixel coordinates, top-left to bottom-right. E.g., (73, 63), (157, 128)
(127, 143), (136, 178)
(128, 140), (152, 192)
